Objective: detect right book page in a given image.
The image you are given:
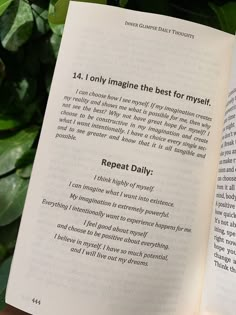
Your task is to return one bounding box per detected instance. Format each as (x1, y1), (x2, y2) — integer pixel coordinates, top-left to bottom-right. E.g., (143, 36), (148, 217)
(201, 40), (236, 315)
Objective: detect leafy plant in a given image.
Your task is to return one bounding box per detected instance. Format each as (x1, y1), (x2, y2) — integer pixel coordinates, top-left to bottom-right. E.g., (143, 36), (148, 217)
(0, 0), (235, 311)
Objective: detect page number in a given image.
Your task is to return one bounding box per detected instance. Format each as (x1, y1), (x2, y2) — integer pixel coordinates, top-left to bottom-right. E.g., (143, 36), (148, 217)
(32, 298), (41, 305)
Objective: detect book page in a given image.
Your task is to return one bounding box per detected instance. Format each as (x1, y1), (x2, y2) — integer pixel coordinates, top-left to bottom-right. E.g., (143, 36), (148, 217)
(6, 2), (234, 315)
(201, 41), (236, 315)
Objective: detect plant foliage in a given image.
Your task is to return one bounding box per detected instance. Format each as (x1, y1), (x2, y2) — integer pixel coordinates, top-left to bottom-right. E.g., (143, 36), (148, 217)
(0, 0), (235, 311)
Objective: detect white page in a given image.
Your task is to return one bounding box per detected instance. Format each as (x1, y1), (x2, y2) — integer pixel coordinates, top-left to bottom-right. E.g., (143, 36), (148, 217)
(6, 2), (234, 315)
(201, 41), (236, 315)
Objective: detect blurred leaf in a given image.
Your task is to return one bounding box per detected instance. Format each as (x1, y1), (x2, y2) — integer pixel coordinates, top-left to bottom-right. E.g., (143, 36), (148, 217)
(0, 81), (16, 113)
(48, 2), (64, 35)
(0, 117), (21, 131)
(209, 2), (236, 34)
(15, 148), (36, 169)
(0, 256), (12, 291)
(49, 21), (64, 35)
(170, 1), (219, 28)
(0, 256), (12, 310)
(40, 32), (62, 64)
(0, 45), (25, 82)
(22, 99), (43, 125)
(0, 219), (20, 250)
(44, 64), (55, 93)
(0, 245), (7, 262)
(49, 33), (62, 59)
(0, 289), (6, 311)
(0, 127), (39, 176)
(128, 0), (169, 15)
(48, 0), (106, 25)
(0, 0), (34, 52)
(0, 58), (5, 85)
(48, 0), (69, 24)
(15, 148), (36, 179)
(16, 164), (33, 179)
(119, 0), (128, 7)
(15, 77), (37, 106)
(0, 76), (40, 127)
(24, 43), (41, 77)
(0, 100), (39, 130)
(0, 0), (13, 16)
(0, 174), (29, 226)
(31, 0), (50, 36)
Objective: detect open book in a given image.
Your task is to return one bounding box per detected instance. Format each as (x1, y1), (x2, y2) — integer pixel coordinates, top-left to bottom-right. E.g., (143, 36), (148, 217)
(5, 2), (236, 315)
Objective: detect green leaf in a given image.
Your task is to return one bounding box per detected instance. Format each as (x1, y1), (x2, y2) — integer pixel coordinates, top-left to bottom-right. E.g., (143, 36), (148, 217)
(0, 76), (39, 127)
(0, 256), (12, 292)
(31, 0), (50, 36)
(0, 0), (34, 51)
(40, 32), (62, 64)
(15, 148), (36, 169)
(0, 57), (5, 86)
(0, 174), (29, 226)
(24, 43), (41, 77)
(0, 127), (39, 176)
(0, 289), (6, 311)
(0, 256), (12, 310)
(0, 81), (17, 114)
(48, 2), (64, 35)
(15, 148), (36, 179)
(209, 2), (236, 34)
(49, 21), (64, 35)
(16, 164), (33, 179)
(48, 0), (69, 24)
(0, 117), (21, 131)
(15, 77), (37, 106)
(50, 33), (62, 59)
(0, 245), (7, 262)
(48, 0), (106, 25)
(131, 0), (169, 15)
(173, 2), (220, 29)
(119, 0), (128, 8)
(0, 0), (13, 16)
(0, 219), (20, 250)
(0, 257), (12, 292)
(44, 64), (55, 93)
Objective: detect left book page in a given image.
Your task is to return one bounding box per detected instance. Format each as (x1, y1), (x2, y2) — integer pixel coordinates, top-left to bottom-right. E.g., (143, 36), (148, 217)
(6, 2), (234, 315)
